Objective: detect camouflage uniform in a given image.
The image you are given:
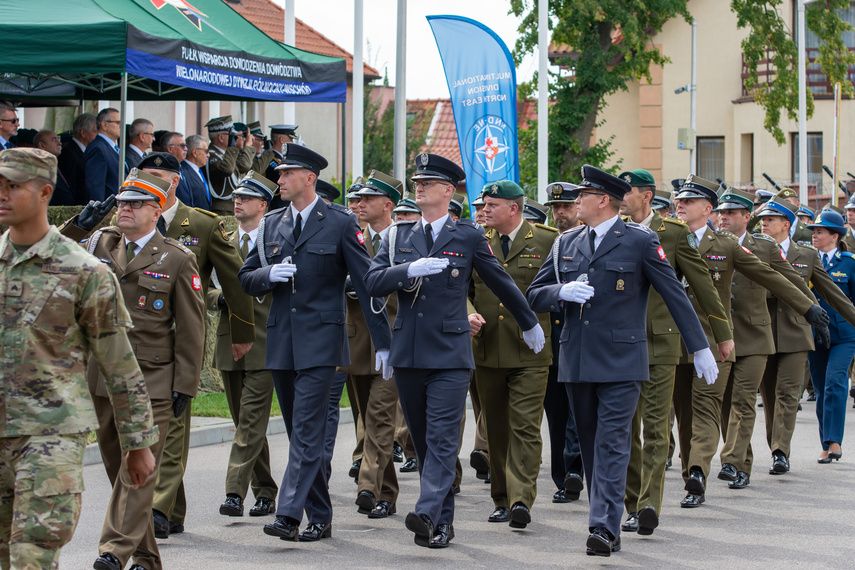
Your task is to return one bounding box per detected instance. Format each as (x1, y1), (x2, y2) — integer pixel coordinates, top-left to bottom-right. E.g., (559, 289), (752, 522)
(0, 226), (157, 570)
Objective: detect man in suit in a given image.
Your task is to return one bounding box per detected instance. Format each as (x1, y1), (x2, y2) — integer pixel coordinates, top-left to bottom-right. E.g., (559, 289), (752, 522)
(618, 169), (731, 536)
(344, 170), (405, 519)
(178, 135), (211, 210)
(126, 119), (154, 170)
(758, 199), (855, 472)
(527, 165), (717, 557)
(213, 172), (280, 519)
(0, 103), (18, 150)
(239, 143), (391, 543)
(671, 176), (829, 508)
(61, 169), (204, 570)
(715, 189), (818, 490)
(468, 180), (557, 528)
(84, 108), (122, 201)
(205, 116), (254, 215)
(58, 112), (97, 205)
(365, 153), (545, 548)
(540, 183), (584, 505)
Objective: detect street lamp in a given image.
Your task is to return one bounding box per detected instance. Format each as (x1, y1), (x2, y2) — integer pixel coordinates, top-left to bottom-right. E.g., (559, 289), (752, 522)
(798, 0), (820, 203)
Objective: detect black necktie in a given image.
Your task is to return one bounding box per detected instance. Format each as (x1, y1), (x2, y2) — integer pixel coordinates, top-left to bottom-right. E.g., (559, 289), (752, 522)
(157, 217), (167, 235)
(588, 227), (597, 252)
(501, 235), (510, 257)
(425, 224), (434, 251)
(293, 213), (302, 242)
(823, 252), (830, 270)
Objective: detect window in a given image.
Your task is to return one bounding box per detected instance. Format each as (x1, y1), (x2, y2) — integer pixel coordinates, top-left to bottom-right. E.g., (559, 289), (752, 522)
(797, 0), (855, 94)
(696, 137), (725, 183)
(792, 132), (823, 189)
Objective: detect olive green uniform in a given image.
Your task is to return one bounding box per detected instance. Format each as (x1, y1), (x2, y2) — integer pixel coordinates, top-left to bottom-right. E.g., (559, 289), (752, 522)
(719, 233), (816, 475)
(471, 220), (555, 510)
(624, 213), (730, 517)
(209, 230), (278, 503)
(673, 227), (814, 484)
(206, 144), (254, 215)
(0, 227), (157, 570)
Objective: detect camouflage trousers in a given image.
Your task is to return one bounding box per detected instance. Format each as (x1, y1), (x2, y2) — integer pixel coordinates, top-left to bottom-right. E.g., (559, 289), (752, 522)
(0, 433), (86, 570)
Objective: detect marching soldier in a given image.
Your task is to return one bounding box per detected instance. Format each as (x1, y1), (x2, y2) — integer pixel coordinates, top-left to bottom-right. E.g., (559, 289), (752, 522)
(393, 194), (422, 223)
(205, 116), (254, 215)
(522, 198), (549, 224)
(469, 180), (557, 528)
(842, 196), (855, 251)
(365, 153), (544, 548)
(671, 175), (828, 508)
(775, 188), (813, 243)
(798, 204), (817, 226)
(618, 169), (731, 535)
(0, 148), (157, 569)
(265, 125), (299, 210)
(215, 172), (280, 519)
(62, 168), (205, 570)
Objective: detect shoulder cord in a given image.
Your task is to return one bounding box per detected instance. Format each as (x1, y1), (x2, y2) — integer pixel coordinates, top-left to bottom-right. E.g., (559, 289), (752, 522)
(86, 230), (103, 256)
(207, 149), (239, 200)
(552, 232), (563, 283)
(257, 216), (269, 268)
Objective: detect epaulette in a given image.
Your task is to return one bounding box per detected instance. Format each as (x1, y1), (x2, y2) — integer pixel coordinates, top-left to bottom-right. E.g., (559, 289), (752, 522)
(663, 217), (687, 226)
(752, 233), (775, 242)
(456, 218), (478, 228)
(796, 241), (815, 250)
(716, 230), (737, 239)
(620, 215), (631, 223)
(163, 237), (192, 255)
(535, 223), (559, 233)
(567, 225), (586, 235)
(839, 251), (854, 259)
(194, 207), (218, 218)
(264, 206), (287, 218)
(327, 202), (350, 214)
(626, 221), (653, 234)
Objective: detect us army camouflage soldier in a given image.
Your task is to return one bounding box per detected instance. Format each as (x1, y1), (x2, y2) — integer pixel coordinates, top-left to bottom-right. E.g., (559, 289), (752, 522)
(0, 148), (158, 570)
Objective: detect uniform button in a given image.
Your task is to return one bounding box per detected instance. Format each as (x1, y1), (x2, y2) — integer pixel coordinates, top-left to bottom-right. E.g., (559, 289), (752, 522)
(528, 263), (533, 267)
(619, 266), (624, 271)
(499, 303), (504, 308)
(689, 295), (694, 299)
(550, 305), (556, 311)
(503, 263), (508, 268)
(120, 279), (126, 284)
(424, 278), (430, 283)
(397, 282), (403, 287)
(669, 328), (673, 332)
(319, 249), (324, 253)
(631, 335), (635, 340)
(555, 320), (560, 325)
(457, 326), (462, 331)
(762, 320), (766, 324)
(584, 320), (589, 325)
(590, 268), (595, 273)
(418, 313), (423, 318)
(585, 303), (591, 308)
(152, 285), (157, 290)
(732, 282), (736, 286)
(730, 308), (734, 313)
(499, 315), (504, 320)
(291, 308), (297, 313)
(779, 308), (783, 312)
(420, 295), (426, 300)
(155, 356), (160, 362)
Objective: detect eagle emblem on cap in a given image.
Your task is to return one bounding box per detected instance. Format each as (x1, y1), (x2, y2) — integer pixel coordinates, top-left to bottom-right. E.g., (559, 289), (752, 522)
(552, 184), (562, 195)
(246, 170), (255, 177)
(491, 184), (499, 194)
(623, 174), (632, 183)
(369, 169), (377, 177)
(128, 167), (140, 179)
(420, 153), (429, 166)
(154, 156), (163, 167)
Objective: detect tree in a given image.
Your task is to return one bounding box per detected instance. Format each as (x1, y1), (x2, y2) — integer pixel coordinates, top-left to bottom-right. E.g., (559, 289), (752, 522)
(510, 0), (854, 180)
(362, 85), (430, 183)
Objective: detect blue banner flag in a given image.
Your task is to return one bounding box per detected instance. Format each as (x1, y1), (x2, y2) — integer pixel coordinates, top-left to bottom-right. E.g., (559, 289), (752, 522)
(427, 15), (519, 212)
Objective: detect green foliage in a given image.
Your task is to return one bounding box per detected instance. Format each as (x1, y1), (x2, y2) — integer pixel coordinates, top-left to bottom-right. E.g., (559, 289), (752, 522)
(363, 86), (430, 182)
(735, 0), (853, 145)
(510, 0), (690, 181)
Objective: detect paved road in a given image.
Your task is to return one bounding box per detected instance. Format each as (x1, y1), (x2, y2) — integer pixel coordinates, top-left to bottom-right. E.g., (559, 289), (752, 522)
(63, 397), (855, 568)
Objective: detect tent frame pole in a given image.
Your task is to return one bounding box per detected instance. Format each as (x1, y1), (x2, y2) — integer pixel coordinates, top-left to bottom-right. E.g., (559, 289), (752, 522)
(341, 102), (347, 197)
(118, 71), (128, 190)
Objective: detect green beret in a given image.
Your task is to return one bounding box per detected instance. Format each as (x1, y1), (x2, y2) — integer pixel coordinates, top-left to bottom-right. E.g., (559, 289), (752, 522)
(482, 180), (524, 199)
(618, 169), (656, 187)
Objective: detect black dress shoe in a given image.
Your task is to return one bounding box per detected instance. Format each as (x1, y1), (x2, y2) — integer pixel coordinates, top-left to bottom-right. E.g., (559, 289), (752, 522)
(249, 497), (275, 516)
(769, 451), (789, 475)
(355, 490), (376, 514)
(818, 454), (832, 464)
(168, 521), (184, 534)
(685, 468), (706, 495)
(263, 515), (299, 541)
(729, 471), (750, 489)
(666, 457), (672, 470)
(509, 502), (531, 529)
(637, 506), (659, 535)
(564, 472), (584, 494)
(452, 484), (460, 495)
(393, 442), (404, 463)
(680, 493), (705, 508)
(807, 392), (817, 402)
(552, 489), (578, 503)
(586, 527), (619, 556)
(405, 512), (433, 547)
(348, 459), (362, 479)
(430, 524), (455, 548)
(298, 522), (331, 542)
(488, 507), (510, 522)
(717, 463), (737, 482)
(399, 457), (418, 473)
(368, 501), (396, 518)
(152, 509), (169, 539)
(470, 449), (490, 480)
(620, 512), (638, 532)
(219, 494), (244, 517)
(828, 449), (842, 461)
(93, 552), (121, 570)
(797, 402), (803, 411)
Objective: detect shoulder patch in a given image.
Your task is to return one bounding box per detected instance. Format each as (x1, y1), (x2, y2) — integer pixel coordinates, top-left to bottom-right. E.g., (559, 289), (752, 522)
(484, 228), (495, 238)
(194, 207), (218, 218)
(535, 223), (559, 233)
(663, 217), (687, 226)
(752, 233), (774, 242)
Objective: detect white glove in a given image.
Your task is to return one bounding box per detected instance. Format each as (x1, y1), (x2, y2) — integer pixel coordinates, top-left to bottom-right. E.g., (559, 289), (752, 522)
(693, 347), (719, 385)
(407, 257), (449, 278)
(269, 262), (297, 283)
(522, 324), (545, 354)
(375, 349), (393, 380)
(558, 281), (595, 303)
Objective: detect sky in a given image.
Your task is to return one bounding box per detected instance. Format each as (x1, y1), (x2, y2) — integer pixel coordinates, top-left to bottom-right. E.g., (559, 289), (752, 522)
(271, 0), (538, 99)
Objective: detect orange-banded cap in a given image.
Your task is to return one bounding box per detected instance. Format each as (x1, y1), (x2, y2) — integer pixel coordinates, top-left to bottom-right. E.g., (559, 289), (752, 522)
(117, 168), (170, 208)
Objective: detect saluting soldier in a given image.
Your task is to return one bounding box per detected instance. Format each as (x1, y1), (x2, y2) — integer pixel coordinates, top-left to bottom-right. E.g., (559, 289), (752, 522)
(671, 175), (829, 508)
(365, 154), (545, 549)
(758, 199), (855, 473)
(62, 168), (205, 570)
(205, 116), (254, 215)
(714, 189), (818, 491)
(527, 165), (717, 557)
(214, 172), (280, 519)
(469, 180), (557, 529)
(0, 149), (157, 570)
(264, 125), (299, 210)
(618, 169), (731, 536)
(239, 143), (391, 543)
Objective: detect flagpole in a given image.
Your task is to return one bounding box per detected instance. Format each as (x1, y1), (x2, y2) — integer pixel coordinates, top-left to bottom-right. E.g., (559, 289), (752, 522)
(393, 0), (406, 180)
(283, 0), (296, 125)
(353, 0), (364, 179)
(537, 0), (548, 202)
